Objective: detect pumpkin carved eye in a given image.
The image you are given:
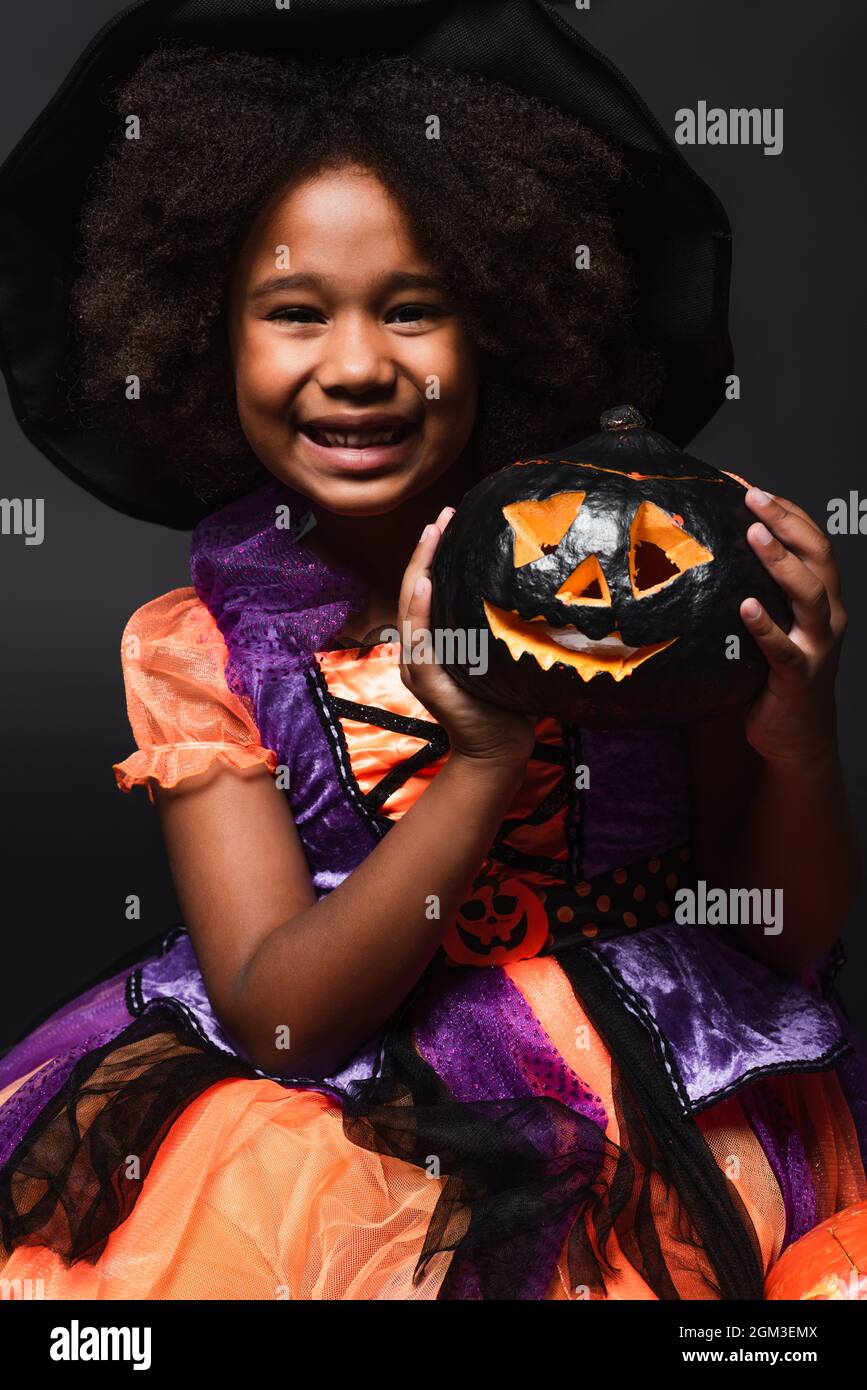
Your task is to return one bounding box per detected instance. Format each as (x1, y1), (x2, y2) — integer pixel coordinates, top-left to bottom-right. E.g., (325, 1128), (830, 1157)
(502, 493), (612, 605)
(628, 501), (713, 598)
(502, 492), (586, 566)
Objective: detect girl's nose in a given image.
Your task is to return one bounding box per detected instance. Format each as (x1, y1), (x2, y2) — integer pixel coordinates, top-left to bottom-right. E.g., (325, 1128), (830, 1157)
(314, 315), (397, 395)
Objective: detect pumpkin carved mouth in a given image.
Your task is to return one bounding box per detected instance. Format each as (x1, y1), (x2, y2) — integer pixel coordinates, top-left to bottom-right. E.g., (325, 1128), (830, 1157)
(483, 598), (676, 681)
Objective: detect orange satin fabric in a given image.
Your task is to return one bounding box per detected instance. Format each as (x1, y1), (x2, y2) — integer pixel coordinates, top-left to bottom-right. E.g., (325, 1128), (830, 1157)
(315, 646), (569, 880)
(112, 588), (277, 802)
(314, 644), (448, 817)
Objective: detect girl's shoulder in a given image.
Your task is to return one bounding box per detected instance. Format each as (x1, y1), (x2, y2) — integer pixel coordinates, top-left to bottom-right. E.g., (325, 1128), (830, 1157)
(113, 587), (276, 801)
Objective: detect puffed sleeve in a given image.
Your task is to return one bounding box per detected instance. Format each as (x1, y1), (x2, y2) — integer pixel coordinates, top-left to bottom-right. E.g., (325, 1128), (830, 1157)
(113, 587), (278, 802)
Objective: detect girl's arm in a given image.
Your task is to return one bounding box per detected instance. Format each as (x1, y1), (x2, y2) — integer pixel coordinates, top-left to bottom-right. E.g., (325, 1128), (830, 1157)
(157, 751), (525, 1079)
(154, 510), (536, 1079)
(688, 488), (860, 977)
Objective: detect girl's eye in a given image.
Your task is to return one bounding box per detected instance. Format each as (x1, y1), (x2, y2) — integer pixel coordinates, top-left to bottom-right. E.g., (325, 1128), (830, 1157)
(267, 307), (324, 324)
(265, 303), (445, 326)
(388, 303), (444, 324)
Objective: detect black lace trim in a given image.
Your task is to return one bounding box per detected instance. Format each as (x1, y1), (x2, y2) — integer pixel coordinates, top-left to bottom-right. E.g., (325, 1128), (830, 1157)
(0, 942), (765, 1299)
(0, 1004), (255, 1264)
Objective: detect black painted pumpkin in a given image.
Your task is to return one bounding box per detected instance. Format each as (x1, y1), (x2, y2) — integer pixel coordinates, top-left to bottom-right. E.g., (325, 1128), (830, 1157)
(431, 406), (791, 727)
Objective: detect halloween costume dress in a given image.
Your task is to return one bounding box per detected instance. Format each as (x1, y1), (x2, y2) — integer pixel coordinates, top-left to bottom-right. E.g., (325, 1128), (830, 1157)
(1, 479), (865, 1301)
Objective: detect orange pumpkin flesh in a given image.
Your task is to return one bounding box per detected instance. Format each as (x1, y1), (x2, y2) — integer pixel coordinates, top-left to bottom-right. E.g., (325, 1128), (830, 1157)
(503, 491), (586, 566)
(556, 553), (611, 606)
(628, 500), (714, 597)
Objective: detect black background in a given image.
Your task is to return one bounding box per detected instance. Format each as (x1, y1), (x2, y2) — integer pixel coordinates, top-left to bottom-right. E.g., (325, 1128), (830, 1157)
(1, 0), (864, 1047)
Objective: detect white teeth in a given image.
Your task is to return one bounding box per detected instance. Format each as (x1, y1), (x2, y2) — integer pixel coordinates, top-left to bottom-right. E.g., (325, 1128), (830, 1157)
(309, 426), (408, 448)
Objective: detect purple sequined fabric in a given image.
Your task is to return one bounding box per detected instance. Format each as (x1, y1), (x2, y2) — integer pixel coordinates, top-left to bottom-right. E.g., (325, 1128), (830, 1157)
(191, 480), (381, 894)
(412, 965), (608, 1299)
(414, 966), (606, 1125)
(739, 1080), (816, 1252)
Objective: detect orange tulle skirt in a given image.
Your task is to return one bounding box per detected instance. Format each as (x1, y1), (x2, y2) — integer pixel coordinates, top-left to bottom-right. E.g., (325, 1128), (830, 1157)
(1, 958), (864, 1299)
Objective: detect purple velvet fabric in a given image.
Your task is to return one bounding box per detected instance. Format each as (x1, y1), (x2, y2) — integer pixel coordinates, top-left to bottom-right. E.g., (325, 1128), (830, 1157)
(594, 924), (849, 1115)
(135, 931), (381, 1097)
(0, 932), (382, 1160)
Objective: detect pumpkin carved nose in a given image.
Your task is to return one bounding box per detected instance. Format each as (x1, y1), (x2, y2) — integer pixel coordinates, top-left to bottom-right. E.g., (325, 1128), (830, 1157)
(556, 553), (612, 606)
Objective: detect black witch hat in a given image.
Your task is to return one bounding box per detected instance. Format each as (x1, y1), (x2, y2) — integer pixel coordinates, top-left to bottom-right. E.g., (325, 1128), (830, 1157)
(0, 0), (733, 528)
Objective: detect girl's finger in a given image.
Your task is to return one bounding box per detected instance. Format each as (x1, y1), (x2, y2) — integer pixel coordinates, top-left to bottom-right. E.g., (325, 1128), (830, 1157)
(397, 521), (442, 616)
(741, 597), (809, 679)
(398, 573), (433, 676)
(770, 491), (845, 609)
(746, 522), (832, 640)
(761, 490), (821, 533)
(745, 488), (837, 583)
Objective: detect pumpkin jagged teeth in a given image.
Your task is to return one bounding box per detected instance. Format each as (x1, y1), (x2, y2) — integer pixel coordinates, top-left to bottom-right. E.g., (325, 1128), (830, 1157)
(482, 598), (677, 681)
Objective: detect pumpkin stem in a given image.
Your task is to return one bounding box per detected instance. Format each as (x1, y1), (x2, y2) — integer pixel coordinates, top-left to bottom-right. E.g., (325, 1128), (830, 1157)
(600, 404), (647, 431)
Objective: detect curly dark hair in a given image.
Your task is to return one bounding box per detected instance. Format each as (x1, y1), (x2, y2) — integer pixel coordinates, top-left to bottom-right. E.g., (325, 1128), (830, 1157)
(69, 42), (664, 507)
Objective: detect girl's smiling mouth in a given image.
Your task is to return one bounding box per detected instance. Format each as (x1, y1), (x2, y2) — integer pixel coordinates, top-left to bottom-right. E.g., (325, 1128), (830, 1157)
(298, 412), (421, 472)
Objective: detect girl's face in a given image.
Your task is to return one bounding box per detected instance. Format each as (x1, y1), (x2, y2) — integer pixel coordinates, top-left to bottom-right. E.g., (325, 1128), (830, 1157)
(227, 163), (480, 516)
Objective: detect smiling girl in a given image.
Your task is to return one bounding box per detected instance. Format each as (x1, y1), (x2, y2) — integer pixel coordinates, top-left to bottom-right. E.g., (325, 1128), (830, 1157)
(0, 42), (864, 1302)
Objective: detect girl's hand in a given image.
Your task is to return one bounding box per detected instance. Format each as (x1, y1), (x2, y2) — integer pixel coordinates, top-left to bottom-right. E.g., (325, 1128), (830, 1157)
(397, 506), (537, 769)
(739, 487), (847, 767)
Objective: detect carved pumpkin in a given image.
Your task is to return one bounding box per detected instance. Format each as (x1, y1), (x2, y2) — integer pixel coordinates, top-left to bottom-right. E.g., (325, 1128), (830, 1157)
(432, 406), (791, 726)
(764, 1200), (867, 1300)
(443, 874), (549, 966)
